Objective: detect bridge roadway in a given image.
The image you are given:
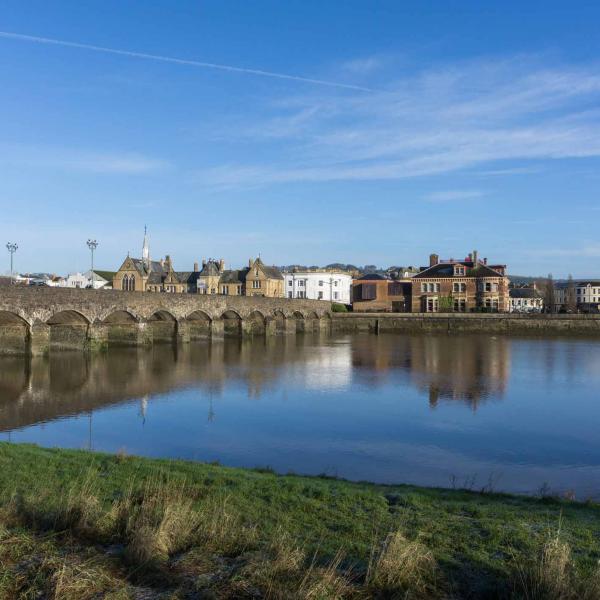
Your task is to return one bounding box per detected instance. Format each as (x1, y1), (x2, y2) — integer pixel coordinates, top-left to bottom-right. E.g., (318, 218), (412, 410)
(0, 286), (332, 355)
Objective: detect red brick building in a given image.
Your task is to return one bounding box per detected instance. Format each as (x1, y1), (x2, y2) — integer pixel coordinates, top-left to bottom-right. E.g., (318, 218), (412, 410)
(411, 251), (509, 313)
(352, 274), (411, 312)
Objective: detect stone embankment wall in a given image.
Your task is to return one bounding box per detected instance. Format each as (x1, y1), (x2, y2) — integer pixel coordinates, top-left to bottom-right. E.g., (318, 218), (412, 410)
(332, 312), (600, 335)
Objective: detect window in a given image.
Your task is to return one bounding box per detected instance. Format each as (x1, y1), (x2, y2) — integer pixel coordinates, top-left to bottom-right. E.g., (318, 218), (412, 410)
(333, 292), (338, 300)
(318, 291), (323, 299)
(288, 280), (292, 286)
(454, 265), (466, 276)
(298, 280), (304, 287)
(252, 280), (261, 289)
(298, 291), (306, 299)
(288, 292), (293, 298)
(453, 282), (466, 293)
(454, 298), (467, 312)
(237, 285), (242, 294)
(319, 280), (323, 286)
(334, 281), (338, 286)
(388, 282), (404, 296)
(421, 283), (427, 293)
(222, 286), (228, 295)
(361, 284), (376, 300)
(425, 298), (439, 312)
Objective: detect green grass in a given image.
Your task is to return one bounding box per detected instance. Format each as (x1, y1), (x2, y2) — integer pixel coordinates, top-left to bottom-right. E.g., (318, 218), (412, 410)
(1, 442), (599, 598)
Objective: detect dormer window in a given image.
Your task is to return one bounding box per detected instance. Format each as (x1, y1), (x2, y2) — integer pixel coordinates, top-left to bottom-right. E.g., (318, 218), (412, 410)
(454, 265), (466, 276)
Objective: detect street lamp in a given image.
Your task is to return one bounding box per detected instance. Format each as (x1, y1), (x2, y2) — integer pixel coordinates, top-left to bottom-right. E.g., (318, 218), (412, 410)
(6, 242), (18, 284)
(86, 239), (98, 289)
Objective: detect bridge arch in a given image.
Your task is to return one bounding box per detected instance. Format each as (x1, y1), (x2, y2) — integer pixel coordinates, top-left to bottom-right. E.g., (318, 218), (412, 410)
(46, 310), (91, 351)
(221, 309), (242, 337)
(147, 310), (177, 344)
(273, 309), (286, 334)
(102, 309), (140, 323)
(0, 310), (30, 355)
(292, 311), (305, 333)
(246, 310), (266, 336)
(186, 310), (213, 340)
(101, 309), (140, 346)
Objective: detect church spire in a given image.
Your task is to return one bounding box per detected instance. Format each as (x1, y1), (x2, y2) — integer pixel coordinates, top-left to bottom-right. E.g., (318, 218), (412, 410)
(142, 225), (150, 270)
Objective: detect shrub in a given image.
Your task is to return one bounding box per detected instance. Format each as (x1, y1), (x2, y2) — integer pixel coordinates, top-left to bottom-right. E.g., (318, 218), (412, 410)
(331, 303), (348, 313)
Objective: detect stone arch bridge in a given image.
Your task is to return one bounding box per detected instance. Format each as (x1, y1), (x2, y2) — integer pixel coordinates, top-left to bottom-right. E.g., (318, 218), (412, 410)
(0, 287), (332, 355)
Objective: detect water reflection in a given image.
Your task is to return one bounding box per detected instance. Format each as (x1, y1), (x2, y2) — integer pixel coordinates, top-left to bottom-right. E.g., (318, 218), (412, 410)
(1, 334), (599, 497)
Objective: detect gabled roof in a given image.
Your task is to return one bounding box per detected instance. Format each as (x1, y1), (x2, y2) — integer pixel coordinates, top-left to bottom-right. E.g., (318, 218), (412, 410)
(199, 260), (221, 277)
(251, 258), (283, 280)
(414, 261), (506, 279)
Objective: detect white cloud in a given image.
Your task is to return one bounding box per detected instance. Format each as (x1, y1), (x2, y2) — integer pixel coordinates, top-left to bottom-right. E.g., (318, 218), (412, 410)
(195, 56), (600, 189)
(0, 144), (169, 174)
(424, 190), (486, 203)
(341, 56), (383, 74)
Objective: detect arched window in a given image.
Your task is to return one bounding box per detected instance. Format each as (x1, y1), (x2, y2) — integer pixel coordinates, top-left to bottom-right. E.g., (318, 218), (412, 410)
(123, 274), (134, 291)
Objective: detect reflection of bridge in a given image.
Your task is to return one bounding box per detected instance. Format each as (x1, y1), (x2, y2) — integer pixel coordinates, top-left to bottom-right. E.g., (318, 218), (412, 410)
(0, 287), (331, 355)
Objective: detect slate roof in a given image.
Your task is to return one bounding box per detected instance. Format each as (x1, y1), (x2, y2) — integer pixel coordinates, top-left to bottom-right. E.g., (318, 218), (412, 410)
(92, 270), (116, 282)
(414, 261), (506, 279)
(510, 288), (542, 299)
(357, 273), (389, 281)
(254, 258), (283, 280)
(220, 269), (248, 284)
(198, 261), (221, 277)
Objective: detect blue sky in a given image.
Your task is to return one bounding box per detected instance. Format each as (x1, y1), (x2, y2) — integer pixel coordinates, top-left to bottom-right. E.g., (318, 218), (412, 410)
(1, 1), (599, 277)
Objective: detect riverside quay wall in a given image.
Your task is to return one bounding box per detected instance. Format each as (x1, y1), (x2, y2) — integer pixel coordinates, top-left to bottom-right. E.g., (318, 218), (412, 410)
(0, 287), (331, 355)
(331, 312), (600, 335)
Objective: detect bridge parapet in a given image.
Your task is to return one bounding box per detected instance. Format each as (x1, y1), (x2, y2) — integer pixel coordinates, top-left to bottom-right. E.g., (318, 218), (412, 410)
(0, 287), (332, 355)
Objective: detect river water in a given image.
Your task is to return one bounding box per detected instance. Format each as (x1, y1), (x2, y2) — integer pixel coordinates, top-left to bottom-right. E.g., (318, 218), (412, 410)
(1, 333), (599, 498)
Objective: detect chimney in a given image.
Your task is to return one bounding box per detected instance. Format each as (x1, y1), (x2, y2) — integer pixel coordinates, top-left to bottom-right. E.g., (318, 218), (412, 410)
(483, 257), (488, 265)
(202, 258), (206, 267)
(194, 261), (199, 272)
(473, 250), (478, 265)
(219, 259), (225, 271)
(429, 253), (439, 267)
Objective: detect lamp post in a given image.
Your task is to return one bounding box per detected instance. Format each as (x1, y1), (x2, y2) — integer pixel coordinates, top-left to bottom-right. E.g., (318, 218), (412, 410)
(6, 242), (18, 285)
(86, 239), (98, 289)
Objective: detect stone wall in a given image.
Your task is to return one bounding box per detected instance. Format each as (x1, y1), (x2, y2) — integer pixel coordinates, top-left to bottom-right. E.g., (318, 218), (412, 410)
(331, 312), (600, 335)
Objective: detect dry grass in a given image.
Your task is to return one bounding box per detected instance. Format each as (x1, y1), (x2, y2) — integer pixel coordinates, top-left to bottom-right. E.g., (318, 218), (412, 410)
(366, 529), (441, 599)
(9, 469), (102, 537)
(511, 529), (600, 600)
(111, 479), (203, 567)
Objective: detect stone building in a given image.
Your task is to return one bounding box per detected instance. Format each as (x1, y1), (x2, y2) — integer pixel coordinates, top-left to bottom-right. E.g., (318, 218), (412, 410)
(411, 251), (509, 313)
(197, 257), (284, 298)
(555, 280), (600, 313)
(113, 229), (200, 293)
(352, 274), (411, 312)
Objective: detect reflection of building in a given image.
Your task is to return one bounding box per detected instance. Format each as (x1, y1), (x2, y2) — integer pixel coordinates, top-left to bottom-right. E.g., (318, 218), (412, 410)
(350, 334), (510, 410)
(284, 271), (352, 303)
(412, 250), (509, 313)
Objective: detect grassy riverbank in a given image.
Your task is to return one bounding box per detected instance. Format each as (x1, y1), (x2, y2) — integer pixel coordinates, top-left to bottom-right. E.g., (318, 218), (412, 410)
(1, 443), (599, 599)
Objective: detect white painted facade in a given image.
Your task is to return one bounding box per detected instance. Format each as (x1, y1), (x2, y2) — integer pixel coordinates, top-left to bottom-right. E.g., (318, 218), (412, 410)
(555, 281), (600, 311)
(284, 272), (352, 304)
(59, 271), (110, 290)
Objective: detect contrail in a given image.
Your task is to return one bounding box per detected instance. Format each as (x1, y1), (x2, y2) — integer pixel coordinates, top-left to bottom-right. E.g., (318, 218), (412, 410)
(0, 31), (374, 92)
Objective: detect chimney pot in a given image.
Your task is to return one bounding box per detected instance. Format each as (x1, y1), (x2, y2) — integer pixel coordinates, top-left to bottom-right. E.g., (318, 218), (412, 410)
(194, 261), (199, 272)
(219, 259), (225, 271)
(429, 253), (439, 267)
(473, 250), (478, 265)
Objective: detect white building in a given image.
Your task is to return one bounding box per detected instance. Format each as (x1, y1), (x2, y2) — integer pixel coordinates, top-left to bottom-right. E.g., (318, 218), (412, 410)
(555, 280), (600, 312)
(59, 270), (112, 290)
(509, 287), (544, 313)
(284, 271), (352, 304)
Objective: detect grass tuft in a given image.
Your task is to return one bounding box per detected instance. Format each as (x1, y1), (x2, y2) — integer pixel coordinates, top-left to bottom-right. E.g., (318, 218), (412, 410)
(367, 529), (441, 599)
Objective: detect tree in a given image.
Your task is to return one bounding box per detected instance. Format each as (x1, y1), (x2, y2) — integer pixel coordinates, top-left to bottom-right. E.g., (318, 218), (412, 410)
(566, 274), (577, 313)
(544, 274), (555, 314)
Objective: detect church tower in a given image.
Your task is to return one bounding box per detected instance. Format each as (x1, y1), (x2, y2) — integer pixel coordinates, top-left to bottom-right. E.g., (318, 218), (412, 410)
(142, 225), (150, 271)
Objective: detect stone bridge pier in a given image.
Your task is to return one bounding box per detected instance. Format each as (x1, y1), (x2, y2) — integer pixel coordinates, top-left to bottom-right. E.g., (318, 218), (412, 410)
(0, 287), (332, 356)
